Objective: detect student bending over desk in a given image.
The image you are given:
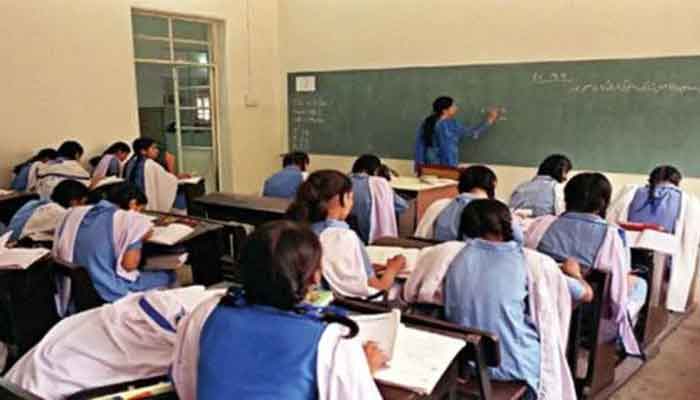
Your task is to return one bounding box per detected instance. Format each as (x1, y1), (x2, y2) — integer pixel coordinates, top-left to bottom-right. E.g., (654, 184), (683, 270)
(9, 148), (57, 192)
(4, 290), (209, 400)
(35, 141), (91, 200)
(124, 138), (187, 214)
(509, 154), (572, 217)
(171, 221), (384, 400)
(608, 165), (700, 312)
(90, 141), (131, 179)
(262, 151), (310, 199)
(349, 154), (407, 243)
(7, 179), (88, 243)
(287, 170), (406, 298)
(408, 199), (591, 399)
(53, 183), (175, 304)
(525, 172), (646, 356)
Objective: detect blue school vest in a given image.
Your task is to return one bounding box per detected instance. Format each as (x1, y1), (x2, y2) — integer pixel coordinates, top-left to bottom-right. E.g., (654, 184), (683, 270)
(509, 175), (558, 217)
(197, 301), (326, 400)
(627, 186), (682, 234)
(262, 166), (304, 199)
(538, 212), (608, 268)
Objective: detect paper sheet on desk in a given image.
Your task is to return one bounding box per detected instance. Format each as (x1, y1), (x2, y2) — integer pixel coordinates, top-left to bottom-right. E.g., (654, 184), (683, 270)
(374, 324), (465, 395)
(178, 176), (203, 185)
(365, 246), (420, 278)
(0, 189), (15, 196)
(625, 230), (680, 255)
(0, 232), (50, 270)
(93, 176), (124, 189)
(350, 309), (401, 360)
(390, 177), (456, 191)
(148, 223), (195, 246)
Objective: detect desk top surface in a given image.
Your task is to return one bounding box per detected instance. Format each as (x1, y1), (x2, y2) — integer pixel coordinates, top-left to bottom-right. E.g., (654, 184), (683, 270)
(391, 177), (457, 192)
(194, 192), (291, 214)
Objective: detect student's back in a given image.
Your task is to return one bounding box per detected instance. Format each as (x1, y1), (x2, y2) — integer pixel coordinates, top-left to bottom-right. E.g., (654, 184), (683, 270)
(263, 166), (305, 198)
(509, 154), (571, 217)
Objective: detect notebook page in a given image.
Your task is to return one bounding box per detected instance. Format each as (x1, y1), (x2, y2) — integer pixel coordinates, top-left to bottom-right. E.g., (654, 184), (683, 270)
(350, 309), (401, 360)
(148, 223), (195, 246)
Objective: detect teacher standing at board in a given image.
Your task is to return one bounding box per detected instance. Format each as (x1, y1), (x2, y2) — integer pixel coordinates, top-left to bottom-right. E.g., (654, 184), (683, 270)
(414, 96), (501, 171)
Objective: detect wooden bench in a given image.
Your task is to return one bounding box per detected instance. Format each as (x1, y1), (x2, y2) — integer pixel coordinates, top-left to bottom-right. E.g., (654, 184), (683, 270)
(52, 258), (106, 313)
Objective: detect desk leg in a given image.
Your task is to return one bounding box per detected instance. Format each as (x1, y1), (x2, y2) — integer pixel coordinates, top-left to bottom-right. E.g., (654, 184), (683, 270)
(643, 252), (669, 350)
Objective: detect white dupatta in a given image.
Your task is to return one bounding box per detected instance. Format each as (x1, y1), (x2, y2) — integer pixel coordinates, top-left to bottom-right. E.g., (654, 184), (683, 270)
(143, 158), (178, 213)
(608, 184), (700, 312)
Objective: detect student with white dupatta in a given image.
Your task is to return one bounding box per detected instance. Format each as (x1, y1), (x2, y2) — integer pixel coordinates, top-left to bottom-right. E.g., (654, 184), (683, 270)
(405, 199), (591, 399)
(607, 165), (700, 312)
(171, 221), (384, 400)
(286, 170), (406, 299)
(34, 141), (91, 200)
(4, 289), (217, 400)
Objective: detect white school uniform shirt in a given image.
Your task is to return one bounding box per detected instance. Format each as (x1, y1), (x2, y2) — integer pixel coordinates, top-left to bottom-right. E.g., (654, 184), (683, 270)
(3, 290), (208, 400)
(35, 160), (90, 200)
(143, 158), (179, 213)
(608, 184), (700, 312)
(21, 202), (67, 241)
(171, 294), (382, 400)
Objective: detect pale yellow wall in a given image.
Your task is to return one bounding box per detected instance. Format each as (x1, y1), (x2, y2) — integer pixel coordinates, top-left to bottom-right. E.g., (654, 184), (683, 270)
(0, 0), (284, 193)
(279, 0), (700, 198)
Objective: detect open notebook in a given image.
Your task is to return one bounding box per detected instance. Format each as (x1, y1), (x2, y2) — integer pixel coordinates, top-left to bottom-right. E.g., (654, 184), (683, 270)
(350, 310), (465, 395)
(0, 232), (50, 270)
(178, 176), (204, 185)
(93, 176), (124, 189)
(148, 223), (195, 246)
(365, 246), (420, 278)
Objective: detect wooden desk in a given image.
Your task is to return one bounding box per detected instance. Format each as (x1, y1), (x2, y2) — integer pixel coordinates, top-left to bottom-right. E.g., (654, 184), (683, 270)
(0, 192), (38, 225)
(144, 213), (227, 286)
(193, 193), (290, 226)
(179, 179), (206, 216)
(391, 178), (458, 235)
(0, 257), (60, 369)
(418, 164), (462, 181)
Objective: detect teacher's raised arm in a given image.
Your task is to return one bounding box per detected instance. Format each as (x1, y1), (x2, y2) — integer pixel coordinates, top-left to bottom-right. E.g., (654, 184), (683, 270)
(414, 96), (502, 172)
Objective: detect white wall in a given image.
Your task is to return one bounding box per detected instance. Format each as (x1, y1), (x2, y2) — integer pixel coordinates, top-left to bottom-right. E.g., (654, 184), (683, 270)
(0, 0), (285, 193)
(279, 0), (700, 197)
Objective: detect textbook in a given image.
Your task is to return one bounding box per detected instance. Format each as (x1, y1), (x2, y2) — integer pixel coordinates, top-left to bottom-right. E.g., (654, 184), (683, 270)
(92, 176), (124, 189)
(178, 176), (204, 185)
(144, 252), (188, 270)
(351, 309), (466, 395)
(148, 223), (195, 246)
(0, 232), (50, 270)
(365, 246), (420, 278)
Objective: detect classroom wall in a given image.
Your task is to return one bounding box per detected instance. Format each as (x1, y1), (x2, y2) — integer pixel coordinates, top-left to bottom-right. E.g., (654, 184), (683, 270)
(0, 0), (285, 193)
(279, 0), (700, 198)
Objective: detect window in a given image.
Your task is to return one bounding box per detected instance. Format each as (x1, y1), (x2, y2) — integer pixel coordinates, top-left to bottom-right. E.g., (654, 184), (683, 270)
(132, 11), (219, 190)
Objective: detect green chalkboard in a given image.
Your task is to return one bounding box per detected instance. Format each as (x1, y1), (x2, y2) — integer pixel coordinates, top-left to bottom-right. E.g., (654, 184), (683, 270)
(288, 56), (700, 176)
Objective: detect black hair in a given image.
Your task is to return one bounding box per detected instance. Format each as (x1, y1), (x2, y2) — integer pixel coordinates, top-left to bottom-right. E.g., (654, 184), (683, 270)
(376, 164), (397, 182)
(351, 154), (382, 175)
(458, 165), (497, 198)
(282, 151), (310, 171)
(50, 180), (89, 208)
(224, 220), (358, 337)
(57, 141), (84, 160)
(286, 170), (353, 223)
(421, 96), (454, 147)
(13, 148), (57, 175)
(459, 199), (515, 242)
(127, 138), (158, 183)
(537, 154), (573, 183)
(104, 142), (131, 156)
(648, 165), (682, 202)
(106, 183), (148, 210)
(564, 172), (612, 218)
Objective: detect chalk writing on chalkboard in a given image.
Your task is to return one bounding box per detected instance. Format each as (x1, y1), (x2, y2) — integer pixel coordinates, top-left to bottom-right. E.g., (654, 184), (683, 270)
(290, 97), (329, 150)
(532, 72), (700, 95)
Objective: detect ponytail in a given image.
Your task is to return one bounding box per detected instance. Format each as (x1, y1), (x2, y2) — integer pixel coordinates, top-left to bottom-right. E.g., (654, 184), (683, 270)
(286, 170), (353, 224)
(421, 96), (454, 147)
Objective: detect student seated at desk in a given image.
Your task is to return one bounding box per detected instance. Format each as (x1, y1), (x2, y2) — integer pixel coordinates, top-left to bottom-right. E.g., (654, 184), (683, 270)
(91, 141), (131, 179)
(7, 179), (88, 243)
(509, 154), (572, 217)
(262, 151), (310, 199)
(607, 165), (700, 313)
(432, 165), (524, 242)
(171, 221), (384, 400)
(10, 148), (57, 192)
(443, 200), (588, 398)
(124, 138), (187, 214)
(35, 141), (91, 199)
(524, 172), (646, 356)
(349, 154), (408, 243)
(4, 290), (203, 400)
(287, 170), (406, 298)
(53, 183), (175, 303)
